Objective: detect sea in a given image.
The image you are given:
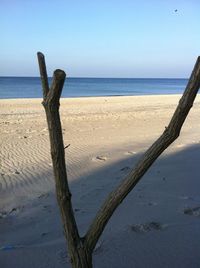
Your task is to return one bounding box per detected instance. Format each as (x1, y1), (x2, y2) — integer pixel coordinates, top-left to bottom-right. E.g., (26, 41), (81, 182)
(0, 77), (188, 99)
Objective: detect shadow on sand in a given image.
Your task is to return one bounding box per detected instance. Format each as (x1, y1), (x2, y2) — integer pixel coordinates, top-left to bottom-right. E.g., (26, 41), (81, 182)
(1, 143), (200, 268)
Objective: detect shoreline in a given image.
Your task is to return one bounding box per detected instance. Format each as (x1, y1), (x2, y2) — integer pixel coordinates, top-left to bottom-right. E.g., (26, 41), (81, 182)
(0, 92), (192, 101)
(0, 93), (186, 101)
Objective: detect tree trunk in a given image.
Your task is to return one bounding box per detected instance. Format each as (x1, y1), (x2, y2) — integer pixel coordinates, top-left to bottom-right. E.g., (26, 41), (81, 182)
(70, 246), (92, 268)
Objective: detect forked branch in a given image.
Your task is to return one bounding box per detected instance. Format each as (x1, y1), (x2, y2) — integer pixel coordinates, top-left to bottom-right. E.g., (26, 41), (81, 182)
(38, 52), (200, 268)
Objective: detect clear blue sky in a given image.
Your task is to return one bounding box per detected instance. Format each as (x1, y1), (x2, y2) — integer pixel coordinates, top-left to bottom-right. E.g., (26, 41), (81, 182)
(1, 0), (199, 78)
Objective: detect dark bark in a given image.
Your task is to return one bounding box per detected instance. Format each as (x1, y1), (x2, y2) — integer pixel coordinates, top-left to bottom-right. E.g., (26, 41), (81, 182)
(37, 51), (200, 267)
(37, 52), (91, 268)
(37, 52), (49, 99)
(85, 56), (200, 251)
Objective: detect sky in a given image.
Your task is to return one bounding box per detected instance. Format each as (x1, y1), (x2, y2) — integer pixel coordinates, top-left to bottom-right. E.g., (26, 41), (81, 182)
(1, 0), (200, 78)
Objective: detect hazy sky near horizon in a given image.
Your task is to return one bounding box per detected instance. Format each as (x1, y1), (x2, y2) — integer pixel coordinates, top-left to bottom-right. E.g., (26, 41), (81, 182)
(1, 0), (199, 78)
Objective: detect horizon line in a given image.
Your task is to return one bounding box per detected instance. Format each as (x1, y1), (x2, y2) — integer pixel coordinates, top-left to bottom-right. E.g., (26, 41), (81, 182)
(0, 76), (188, 80)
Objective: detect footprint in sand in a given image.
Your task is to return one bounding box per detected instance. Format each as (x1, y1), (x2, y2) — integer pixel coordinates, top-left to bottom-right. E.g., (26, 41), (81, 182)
(43, 205), (51, 212)
(13, 171), (20, 175)
(148, 202), (158, 206)
(74, 208), (81, 212)
(130, 221), (166, 233)
(92, 156), (107, 162)
(41, 232), (49, 237)
(0, 206), (24, 219)
(38, 193), (49, 199)
(0, 211), (8, 219)
(183, 206), (200, 217)
(120, 166), (131, 172)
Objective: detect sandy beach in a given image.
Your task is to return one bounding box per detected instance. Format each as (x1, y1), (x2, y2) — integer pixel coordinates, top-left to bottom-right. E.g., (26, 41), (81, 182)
(0, 95), (200, 268)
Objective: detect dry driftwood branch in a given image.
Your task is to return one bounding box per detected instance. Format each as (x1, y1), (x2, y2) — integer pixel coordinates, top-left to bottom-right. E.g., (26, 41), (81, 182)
(37, 52), (49, 99)
(38, 51), (200, 268)
(84, 56), (200, 251)
(37, 52), (92, 267)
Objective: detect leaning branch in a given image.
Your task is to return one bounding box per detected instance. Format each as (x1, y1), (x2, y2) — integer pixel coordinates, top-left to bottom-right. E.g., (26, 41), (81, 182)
(85, 56), (200, 251)
(37, 53), (81, 264)
(37, 52), (49, 99)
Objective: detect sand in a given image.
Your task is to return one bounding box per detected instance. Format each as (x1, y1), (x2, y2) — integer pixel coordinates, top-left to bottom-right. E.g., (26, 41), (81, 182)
(0, 95), (200, 268)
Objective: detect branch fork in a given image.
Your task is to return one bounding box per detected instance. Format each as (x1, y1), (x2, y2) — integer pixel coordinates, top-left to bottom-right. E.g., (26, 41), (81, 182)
(37, 51), (200, 267)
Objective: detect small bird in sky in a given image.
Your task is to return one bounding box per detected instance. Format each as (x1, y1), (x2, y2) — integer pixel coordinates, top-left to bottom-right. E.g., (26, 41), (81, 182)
(174, 9), (178, 12)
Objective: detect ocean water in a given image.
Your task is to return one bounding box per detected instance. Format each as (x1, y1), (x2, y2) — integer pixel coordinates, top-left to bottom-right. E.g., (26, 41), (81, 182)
(0, 77), (188, 99)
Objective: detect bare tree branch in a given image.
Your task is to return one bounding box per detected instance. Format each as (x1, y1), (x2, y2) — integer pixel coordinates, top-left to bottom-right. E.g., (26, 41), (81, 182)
(37, 55), (90, 267)
(85, 56), (200, 252)
(46, 69), (66, 105)
(38, 52), (200, 267)
(37, 52), (49, 99)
